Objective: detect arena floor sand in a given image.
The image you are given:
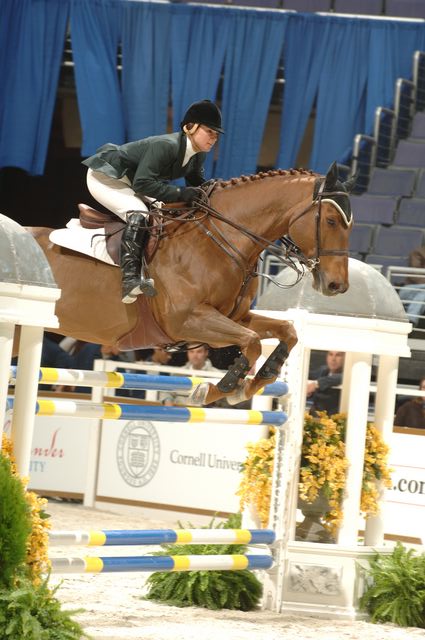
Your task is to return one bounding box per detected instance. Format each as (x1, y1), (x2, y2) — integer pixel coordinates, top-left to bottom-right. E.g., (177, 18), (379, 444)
(47, 501), (425, 640)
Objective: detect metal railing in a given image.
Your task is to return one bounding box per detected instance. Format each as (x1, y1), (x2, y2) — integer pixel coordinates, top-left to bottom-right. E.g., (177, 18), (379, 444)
(385, 265), (425, 342)
(351, 134), (376, 193)
(374, 106), (396, 167)
(413, 50), (425, 111)
(394, 77), (416, 140)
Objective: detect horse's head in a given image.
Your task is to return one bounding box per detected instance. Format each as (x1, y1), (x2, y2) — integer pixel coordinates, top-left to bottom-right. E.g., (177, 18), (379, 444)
(287, 162), (354, 296)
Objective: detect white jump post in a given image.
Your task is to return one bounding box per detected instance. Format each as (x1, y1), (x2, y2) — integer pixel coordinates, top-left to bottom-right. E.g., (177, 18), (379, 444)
(11, 325), (45, 475)
(338, 352), (372, 546)
(364, 353), (399, 546)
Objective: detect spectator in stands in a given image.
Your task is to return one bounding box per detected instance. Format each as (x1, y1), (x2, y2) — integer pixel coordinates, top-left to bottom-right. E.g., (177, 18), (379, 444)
(307, 351), (345, 416)
(185, 345), (218, 372)
(161, 345), (221, 405)
(394, 377), (425, 429)
(140, 348), (173, 367)
(398, 246), (425, 327)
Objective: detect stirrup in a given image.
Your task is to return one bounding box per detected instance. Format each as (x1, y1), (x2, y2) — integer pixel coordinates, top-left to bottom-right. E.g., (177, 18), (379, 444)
(139, 277), (158, 298)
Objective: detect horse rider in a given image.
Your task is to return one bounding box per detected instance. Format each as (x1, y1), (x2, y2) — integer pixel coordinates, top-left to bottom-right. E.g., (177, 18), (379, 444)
(82, 99), (224, 304)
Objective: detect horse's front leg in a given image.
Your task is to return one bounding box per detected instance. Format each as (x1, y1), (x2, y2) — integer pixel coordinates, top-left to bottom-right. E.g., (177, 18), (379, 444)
(225, 312), (298, 404)
(172, 304), (263, 406)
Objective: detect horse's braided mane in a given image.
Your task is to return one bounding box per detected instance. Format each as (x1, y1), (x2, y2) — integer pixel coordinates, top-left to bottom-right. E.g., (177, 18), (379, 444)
(216, 168), (317, 189)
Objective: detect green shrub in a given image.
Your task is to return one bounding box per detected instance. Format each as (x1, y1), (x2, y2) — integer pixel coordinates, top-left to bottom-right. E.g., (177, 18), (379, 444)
(145, 514), (264, 611)
(360, 542), (425, 628)
(0, 454), (32, 587)
(0, 573), (87, 640)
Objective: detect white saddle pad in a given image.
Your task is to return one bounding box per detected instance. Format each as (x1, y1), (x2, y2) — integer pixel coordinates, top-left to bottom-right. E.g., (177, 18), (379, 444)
(49, 219), (117, 266)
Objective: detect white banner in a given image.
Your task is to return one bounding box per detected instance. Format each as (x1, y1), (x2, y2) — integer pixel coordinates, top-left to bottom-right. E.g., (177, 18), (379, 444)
(383, 431), (425, 541)
(96, 419), (268, 513)
(27, 416), (91, 495)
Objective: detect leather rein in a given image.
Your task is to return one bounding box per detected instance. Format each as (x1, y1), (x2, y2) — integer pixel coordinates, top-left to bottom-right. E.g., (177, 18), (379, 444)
(149, 177), (350, 291)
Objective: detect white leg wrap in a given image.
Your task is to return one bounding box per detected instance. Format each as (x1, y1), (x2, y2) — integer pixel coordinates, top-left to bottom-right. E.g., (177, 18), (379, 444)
(187, 383), (211, 407)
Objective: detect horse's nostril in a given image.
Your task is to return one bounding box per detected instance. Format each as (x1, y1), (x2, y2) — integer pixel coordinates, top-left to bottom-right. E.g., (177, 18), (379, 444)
(329, 281), (347, 293)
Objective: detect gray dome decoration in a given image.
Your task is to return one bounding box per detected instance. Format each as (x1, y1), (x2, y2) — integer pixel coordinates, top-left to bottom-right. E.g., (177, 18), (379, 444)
(0, 214), (57, 288)
(256, 258), (408, 322)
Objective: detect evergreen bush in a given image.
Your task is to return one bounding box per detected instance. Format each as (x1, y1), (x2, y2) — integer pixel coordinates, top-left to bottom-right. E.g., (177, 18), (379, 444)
(0, 447), (87, 639)
(145, 514), (264, 611)
(0, 454), (31, 588)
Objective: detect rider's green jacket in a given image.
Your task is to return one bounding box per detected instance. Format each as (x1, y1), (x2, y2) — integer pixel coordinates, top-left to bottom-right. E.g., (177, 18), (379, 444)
(82, 132), (206, 202)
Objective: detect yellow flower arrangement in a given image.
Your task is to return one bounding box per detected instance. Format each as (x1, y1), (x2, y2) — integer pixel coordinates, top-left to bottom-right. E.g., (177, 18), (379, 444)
(237, 412), (392, 533)
(1, 433), (51, 583)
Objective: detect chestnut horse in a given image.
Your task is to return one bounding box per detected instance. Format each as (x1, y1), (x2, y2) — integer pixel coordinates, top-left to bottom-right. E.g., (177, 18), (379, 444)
(29, 163), (353, 406)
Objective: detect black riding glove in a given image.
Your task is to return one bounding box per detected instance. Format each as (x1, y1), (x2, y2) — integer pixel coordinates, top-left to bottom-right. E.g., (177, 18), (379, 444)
(180, 186), (209, 206)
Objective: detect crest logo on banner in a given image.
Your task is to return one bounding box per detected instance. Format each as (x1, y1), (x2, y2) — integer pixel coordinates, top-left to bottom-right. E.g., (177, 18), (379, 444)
(116, 421), (160, 488)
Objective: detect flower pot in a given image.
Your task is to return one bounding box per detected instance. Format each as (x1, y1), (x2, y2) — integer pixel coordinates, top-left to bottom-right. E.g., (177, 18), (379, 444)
(296, 491), (336, 544)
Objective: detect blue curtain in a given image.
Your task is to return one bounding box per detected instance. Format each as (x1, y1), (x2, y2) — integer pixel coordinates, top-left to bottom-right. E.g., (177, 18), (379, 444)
(170, 5), (233, 179)
(278, 14), (425, 174)
(310, 18), (370, 173)
(277, 15), (331, 170)
(71, 0), (125, 156)
(216, 10), (288, 179)
(0, 0), (69, 175)
(365, 20), (425, 132)
(3, 1), (425, 179)
(121, 2), (171, 140)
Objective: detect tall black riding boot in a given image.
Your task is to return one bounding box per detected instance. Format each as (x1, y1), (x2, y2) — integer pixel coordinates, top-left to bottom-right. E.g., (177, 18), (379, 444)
(120, 211), (157, 304)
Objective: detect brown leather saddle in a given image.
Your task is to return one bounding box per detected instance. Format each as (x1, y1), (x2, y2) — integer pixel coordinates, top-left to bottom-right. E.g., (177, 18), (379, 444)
(77, 202), (185, 266)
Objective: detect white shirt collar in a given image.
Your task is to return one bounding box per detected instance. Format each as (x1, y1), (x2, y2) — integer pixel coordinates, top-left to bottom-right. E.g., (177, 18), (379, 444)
(182, 136), (197, 167)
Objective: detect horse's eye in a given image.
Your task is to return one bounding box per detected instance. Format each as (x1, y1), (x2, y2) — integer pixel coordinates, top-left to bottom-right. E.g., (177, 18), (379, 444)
(326, 217), (336, 227)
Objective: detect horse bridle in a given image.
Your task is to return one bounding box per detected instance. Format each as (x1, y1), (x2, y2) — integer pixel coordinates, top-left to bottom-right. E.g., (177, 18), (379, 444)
(286, 177), (351, 273)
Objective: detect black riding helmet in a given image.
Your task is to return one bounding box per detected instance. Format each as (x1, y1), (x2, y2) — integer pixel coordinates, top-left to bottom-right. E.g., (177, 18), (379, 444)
(180, 100), (225, 134)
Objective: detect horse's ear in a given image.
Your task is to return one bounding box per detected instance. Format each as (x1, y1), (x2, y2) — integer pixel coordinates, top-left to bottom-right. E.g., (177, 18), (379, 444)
(324, 161), (338, 190)
(343, 172), (358, 193)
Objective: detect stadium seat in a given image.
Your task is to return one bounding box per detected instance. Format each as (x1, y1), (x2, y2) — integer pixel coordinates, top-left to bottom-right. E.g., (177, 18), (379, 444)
(410, 112), (425, 140)
(350, 194), (399, 225)
(371, 225), (424, 257)
(365, 254), (410, 282)
(349, 224), (376, 255)
(367, 167), (418, 196)
(396, 198), (425, 228)
(233, 0), (281, 5)
(386, 0), (425, 18)
(235, 0), (281, 5)
(392, 140), (425, 169)
(282, 0), (331, 10)
(333, 0), (383, 14)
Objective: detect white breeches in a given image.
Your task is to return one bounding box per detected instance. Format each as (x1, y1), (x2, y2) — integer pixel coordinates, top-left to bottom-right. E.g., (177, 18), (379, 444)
(86, 168), (148, 222)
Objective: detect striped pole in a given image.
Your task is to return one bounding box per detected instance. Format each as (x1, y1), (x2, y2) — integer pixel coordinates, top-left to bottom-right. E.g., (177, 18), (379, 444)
(6, 398), (287, 426)
(9, 366), (288, 397)
(50, 554), (274, 574)
(49, 528), (276, 547)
